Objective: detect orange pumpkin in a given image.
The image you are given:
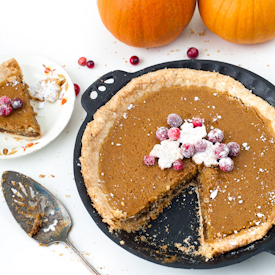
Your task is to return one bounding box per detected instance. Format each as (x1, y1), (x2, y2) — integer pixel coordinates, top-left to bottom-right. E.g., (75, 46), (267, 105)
(97, 0), (196, 48)
(198, 0), (275, 44)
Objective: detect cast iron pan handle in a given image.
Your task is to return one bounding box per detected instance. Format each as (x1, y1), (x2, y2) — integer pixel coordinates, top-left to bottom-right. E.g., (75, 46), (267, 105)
(81, 70), (134, 118)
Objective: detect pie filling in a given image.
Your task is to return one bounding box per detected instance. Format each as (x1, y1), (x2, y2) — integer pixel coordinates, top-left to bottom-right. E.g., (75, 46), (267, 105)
(98, 86), (275, 237)
(81, 69), (275, 258)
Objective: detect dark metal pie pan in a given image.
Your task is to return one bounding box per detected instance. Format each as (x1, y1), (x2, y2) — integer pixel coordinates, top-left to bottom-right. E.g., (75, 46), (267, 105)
(73, 59), (275, 269)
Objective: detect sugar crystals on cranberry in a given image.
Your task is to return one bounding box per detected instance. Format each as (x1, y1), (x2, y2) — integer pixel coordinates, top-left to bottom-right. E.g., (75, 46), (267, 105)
(11, 98), (24, 110)
(156, 126), (169, 141)
(208, 128), (224, 143)
(167, 113), (183, 128)
(144, 155), (156, 166)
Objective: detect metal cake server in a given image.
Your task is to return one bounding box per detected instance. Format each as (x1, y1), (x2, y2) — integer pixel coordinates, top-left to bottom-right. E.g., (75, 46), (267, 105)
(1, 171), (100, 275)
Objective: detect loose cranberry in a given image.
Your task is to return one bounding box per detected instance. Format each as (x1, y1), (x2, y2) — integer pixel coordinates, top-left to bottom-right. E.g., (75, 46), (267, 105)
(227, 142), (240, 157)
(173, 160), (183, 171)
(0, 104), (13, 116)
(78, 57), (87, 66)
(181, 143), (195, 158)
(130, 56), (139, 65)
(167, 113), (183, 128)
(144, 155), (156, 166)
(187, 47), (199, 59)
(74, 84), (80, 96)
(208, 128), (224, 143)
(214, 143), (229, 159)
(219, 157), (234, 172)
(86, 60), (95, 68)
(11, 98), (23, 110)
(192, 117), (203, 127)
(195, 139), (207, 152)
(156, 126), (169, 141)
(0, 96), (11, 106)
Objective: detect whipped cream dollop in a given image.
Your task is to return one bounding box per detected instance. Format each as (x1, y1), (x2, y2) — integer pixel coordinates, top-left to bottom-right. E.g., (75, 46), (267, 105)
(192, 140), (219, 167)
(178, 121), (207, 145)
(150, 139), (183, 169)
(29, 78), (64, 103)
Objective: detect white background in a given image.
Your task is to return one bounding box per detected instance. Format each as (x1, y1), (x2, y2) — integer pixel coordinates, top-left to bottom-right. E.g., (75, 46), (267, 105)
(1, 1), (275, 274)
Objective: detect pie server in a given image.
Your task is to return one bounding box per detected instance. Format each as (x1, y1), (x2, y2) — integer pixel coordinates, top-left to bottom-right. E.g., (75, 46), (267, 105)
(74, 59), (275, 269)
(1, 171), (100, 275)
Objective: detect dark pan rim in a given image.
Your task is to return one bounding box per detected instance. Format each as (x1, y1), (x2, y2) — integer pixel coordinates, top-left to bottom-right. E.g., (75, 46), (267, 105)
(73, 59), (275, 269)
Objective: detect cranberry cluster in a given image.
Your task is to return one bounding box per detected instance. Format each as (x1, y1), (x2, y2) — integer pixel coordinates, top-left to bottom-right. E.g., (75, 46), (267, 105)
(144, 113), (240, 172)
(0, 96), (24, 116)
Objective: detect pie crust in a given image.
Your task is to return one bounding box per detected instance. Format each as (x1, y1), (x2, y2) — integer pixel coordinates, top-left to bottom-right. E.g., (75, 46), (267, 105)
(0, 58), (41, 139)
(80, 68), (275, 259)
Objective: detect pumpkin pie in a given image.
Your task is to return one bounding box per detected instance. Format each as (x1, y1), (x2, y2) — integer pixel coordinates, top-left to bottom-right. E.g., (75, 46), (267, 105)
(80, 68), (275, 259)
(0, 58), (41, 139)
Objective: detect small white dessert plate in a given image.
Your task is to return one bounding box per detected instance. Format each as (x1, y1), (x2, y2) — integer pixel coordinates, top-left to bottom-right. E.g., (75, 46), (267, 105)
(0, 53), (75, 159)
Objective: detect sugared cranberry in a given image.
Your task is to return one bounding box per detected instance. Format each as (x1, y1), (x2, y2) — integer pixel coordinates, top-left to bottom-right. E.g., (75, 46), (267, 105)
(78, 57), (87, 66)
(227, 142), (240, 157)
(195, 139), (207, 152)
(187, 47), (199, 59)
(156, 126), (169, 141)
(214, 143), (229, 159)
(168, 127), (181, 141)
(173, 160), (183, 171)
(208, 128), (224, 143)
(219, 157), (234, 172)
(0, 96), (11, 106)
(74, 84), (80, 96)
(144, 155), (156, 166)
(130, 56), (139, 65)
(167, 113), (183, 128)
(192, 117), (203, 127)
(181, 143), (195, 158)
(86, 60), (95, 68)
(11, 98), (23, 110)
(0, 104), (13, 116)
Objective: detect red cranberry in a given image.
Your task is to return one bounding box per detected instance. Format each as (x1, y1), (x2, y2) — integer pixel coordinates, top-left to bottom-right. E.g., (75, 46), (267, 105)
(181, 143), (195, 158)
(74, 84), (80, 96)
(192, 117), (203, 127)
(173, 160), (183, 171)
(187, 47), (199, 59)
(0, 96), (11, 106)
(227, 142), (240, 157)
(144, 155), (155, 166)
(214, 143), (229, 159)
(11, 98), (23, 110)
(167, 113), (183, 128)
(219, 157), (234, 172)
(86, 60), (95, 68)
(168, 127), (181, 141)
(156, 126), (169, 141)
(195, 139), (207, 152)
(78, 57), (87, 66)
(130, 56), (139, 65)
(208, 128), (224, 143)
(0, 104), (13, 116)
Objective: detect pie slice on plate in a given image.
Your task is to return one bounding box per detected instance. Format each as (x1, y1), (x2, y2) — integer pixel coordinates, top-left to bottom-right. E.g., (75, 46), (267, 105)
(0, 58), (41, 139)
(80, 68), (275, 259)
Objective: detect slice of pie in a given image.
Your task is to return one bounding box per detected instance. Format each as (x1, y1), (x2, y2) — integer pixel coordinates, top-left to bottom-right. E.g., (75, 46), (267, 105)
(0, 58), (41, 139)
(80, 68), (275, 259)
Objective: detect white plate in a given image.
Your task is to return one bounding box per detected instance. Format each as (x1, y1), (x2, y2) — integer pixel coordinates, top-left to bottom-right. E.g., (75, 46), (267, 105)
(0, 53), (75, 159)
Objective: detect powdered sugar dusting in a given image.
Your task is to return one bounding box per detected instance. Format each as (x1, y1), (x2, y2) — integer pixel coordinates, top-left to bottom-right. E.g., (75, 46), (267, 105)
(210, 189), (218, 199)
